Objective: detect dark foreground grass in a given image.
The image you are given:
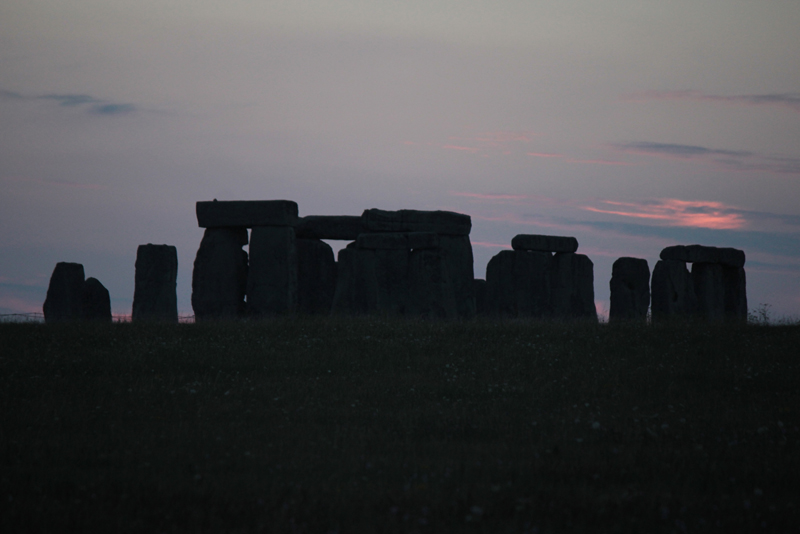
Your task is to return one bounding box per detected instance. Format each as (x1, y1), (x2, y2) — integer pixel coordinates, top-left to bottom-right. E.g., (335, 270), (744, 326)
(1, 317), (799, 533)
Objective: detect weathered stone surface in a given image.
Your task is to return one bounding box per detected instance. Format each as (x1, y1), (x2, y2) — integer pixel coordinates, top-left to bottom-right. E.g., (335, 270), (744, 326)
(511, 235), (578, 253)
(407, 248), (458, 318)
(651, 260), (697, 321)
(723, 266), (747, 322)
(43, 262), (86, 323)
(473, 279), (487, 316)
(196, 200), (298, 228)
(294, 215), (365, 240)
(485, 250), (553, 317)
(331, 248), (379, 315)
(438, 235), (476, 319)
(191, 227), (248, 321)
(691, 262), (726, 321)
(551, 253), (597, 321)
(362, 209), (471, 235)
(660, 245), (745, 268)
(609, 257), (650, 322)
(296, 238), (337, 314)
(132, 244), (178, 322)
(247, 226), (297, 315)
(356, 232), (440, 250)
(82, 277), (112, 322)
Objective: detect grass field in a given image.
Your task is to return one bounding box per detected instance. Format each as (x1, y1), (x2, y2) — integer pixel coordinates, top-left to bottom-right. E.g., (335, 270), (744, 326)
(1, 317), (799, 532)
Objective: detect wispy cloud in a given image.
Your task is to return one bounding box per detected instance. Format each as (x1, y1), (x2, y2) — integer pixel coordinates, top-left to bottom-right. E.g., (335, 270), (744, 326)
(581, 199), (746, 230)
(0, 89), (137, 116)
(623, 90), (800, 113)
(612, 141), (800, 175)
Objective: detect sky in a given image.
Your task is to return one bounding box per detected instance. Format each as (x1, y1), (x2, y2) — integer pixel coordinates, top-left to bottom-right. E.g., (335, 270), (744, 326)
(1, 0), (799, 320)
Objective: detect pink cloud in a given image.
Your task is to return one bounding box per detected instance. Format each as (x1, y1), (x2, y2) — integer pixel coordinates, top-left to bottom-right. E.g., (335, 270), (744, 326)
(581, 199), (746, 230)
(566, 158), (636, 166)
(442, 144), (480, 153)
(527, 152), (563, 158)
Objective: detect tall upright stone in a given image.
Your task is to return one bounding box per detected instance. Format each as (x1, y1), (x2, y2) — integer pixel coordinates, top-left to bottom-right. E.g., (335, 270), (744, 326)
(43, 262), (86, 323)
(407, 248), (458, 318)
(132, 244), (178, 322)
(331, 247), (379, 315)
(609, 257), (650, 322)
(247, 226), (298, 315)
(439, 235), (476, 319)
(551, 252), (597, 321)
(192, 227), (249, 321)
(691, 262), (726, 321)
(296, 238), (337, 314)
(485, 250), (553, 317)
(82, 277), (112, 322)
(723, 266), (747, 322)
(651, 259), (697, 322)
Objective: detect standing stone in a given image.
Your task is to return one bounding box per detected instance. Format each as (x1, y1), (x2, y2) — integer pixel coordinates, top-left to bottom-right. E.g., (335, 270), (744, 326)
(407, 248), (458, 318)
(609, 257), (650, 322)
(43, 262), (86, 323)
(191, 227), (249, 321)
(474, 279), (487, 316)
(691, 262), (726, 322)
(331, 247), (379, 315)
(247, 226), (298, 315)
(485, 250), (553, 317)
(661, 245), (745, 268)
(551, 253), (597, 321)
(651, 260), (697, 322)
(723, 266), (747, 322)
(82, 277), (112, 322)
(438, 235), (476, 319)
(296, 238), (337, 314)
(132, 244), (178, 322)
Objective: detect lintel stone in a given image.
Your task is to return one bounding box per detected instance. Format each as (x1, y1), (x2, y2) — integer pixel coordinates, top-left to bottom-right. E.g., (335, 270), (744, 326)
(294, 215), (364, 240)
(196, 200), (298, 228)
(511, 234), (578, 253)
(362, 209), (471, 235)
(660, 245), (745, 267)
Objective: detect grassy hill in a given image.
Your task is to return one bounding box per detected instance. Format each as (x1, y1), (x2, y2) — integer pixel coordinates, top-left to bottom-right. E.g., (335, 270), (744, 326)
(1, 317), (798, 532)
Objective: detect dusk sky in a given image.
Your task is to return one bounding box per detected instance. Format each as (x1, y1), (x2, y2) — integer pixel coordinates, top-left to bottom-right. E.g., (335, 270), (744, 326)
(2, 0), (799, 319)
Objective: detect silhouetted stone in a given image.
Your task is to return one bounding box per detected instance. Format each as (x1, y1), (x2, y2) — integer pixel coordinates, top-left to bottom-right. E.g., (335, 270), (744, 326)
(331, 248), (379, 315)
(609, 257), (650, 322)
(651, 260), (697, 322)
(132, 244), (178, 322)
(485, 250), (553, 317)
(247, 226), (298, 315)
(474, 279), (487, 316)
(82, 277), (112, 322)
(196, 200), (298, 228)
(362, 209), (471, 235)
(297, 238), (337, 314)
(439, 235), (476, 319)
(551, 253), (597, 321)
(43, 262), (86, 323)
(294, 216), (365, 240)
(356, 232), (441, 250)
(723, 266), (747, 322)
(660, 245), (745, 268)
(511, 234), (579, 253)
(407, 248), (458, 318)
(191, 227), (248, 320)
(692, 262), (726, 321)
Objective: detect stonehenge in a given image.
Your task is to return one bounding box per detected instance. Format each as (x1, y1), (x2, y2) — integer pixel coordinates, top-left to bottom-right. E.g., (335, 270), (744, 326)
(40, 200), (749, 326)
(43, 262), (111, 323)
(484, 235), (597, 321)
